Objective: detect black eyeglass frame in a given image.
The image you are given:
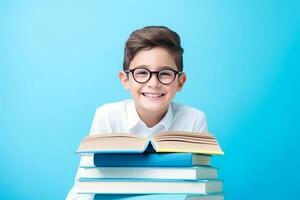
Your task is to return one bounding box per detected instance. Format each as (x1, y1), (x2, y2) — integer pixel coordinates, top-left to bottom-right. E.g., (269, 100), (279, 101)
(124, 67), (183, 85)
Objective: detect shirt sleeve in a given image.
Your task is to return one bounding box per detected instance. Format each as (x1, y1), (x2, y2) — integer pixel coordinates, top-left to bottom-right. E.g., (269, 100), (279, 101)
(192, 112), (208, 132)
(89, 107), (112, 135)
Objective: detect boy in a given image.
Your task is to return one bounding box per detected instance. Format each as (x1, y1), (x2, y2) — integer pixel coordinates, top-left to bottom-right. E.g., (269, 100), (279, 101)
(66, 26), (208, 200)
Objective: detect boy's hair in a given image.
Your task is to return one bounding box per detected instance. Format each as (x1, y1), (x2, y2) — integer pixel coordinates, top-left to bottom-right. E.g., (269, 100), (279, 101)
(123, 26), (184, 71)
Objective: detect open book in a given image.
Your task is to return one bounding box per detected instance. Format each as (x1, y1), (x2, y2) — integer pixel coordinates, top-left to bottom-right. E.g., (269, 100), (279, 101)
(77, 131), (223, 155)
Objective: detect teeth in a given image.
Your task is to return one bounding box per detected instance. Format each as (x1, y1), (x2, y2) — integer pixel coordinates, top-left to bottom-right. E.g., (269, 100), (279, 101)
(143, 93), (163, 98)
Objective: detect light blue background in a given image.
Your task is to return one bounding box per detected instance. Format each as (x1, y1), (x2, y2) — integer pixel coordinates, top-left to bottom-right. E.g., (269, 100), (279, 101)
(1, 0), (299, 199)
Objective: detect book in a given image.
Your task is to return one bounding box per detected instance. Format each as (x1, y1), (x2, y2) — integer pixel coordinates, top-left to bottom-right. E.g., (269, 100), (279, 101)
(77, 131), (223, 155)
(81, 153), (211, 167)
(94, 194), (224, 200)
(77, 179), (222, 194)
(80, 166), (217, 180)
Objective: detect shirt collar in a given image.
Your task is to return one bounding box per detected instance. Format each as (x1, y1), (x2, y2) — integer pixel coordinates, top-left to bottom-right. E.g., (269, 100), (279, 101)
(127, 100), (141, 130)
(157, 103), (173, 130)
(127, 100), (173, 131)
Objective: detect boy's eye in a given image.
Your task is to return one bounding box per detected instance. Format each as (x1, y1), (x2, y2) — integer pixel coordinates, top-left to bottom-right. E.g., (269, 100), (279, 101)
(134, 69), (149, 76)
(159, 70), (173, 77)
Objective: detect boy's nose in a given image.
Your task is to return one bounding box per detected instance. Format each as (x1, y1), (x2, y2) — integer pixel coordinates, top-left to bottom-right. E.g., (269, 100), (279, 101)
(147, 74), (161, 86)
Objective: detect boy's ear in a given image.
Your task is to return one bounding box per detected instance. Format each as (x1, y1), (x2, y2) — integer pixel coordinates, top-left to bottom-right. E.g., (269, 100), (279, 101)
(119, 71), (130, 90)
(177, 73), (186, 92)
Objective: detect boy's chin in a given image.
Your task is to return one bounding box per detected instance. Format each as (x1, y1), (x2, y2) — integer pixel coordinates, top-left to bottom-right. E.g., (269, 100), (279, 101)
(139, 101), (169, 113)
(134, 95), (171, 112)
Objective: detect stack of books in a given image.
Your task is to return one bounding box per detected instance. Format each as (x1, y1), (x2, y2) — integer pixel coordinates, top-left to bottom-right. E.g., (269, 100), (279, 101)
(76, 131), (224, 200)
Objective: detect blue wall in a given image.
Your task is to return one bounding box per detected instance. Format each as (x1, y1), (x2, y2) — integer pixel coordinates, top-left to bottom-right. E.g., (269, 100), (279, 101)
(1, 0), (299, 199)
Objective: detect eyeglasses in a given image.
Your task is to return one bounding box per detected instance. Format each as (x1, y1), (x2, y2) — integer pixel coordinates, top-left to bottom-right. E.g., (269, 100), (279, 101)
(125, 67), (183, 85)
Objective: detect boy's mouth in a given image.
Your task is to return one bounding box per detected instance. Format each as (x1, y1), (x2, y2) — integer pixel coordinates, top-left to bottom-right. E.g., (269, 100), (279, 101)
(141, 93), (165, 98)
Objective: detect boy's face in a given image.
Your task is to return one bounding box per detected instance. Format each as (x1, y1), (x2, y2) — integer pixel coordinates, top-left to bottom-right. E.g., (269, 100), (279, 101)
(119, 47), (186, 116)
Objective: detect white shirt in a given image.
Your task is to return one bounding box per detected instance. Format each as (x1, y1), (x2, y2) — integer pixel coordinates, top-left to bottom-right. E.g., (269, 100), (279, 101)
(66, 99), (208, 200)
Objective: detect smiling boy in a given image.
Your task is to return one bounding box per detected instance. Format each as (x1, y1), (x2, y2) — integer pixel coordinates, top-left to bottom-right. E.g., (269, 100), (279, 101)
(119, 46), (185, 128)
(66, 26), (208, 200)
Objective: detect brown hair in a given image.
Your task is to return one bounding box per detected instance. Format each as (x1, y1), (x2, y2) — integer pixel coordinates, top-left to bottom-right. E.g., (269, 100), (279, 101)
(123, 26), (184, 71)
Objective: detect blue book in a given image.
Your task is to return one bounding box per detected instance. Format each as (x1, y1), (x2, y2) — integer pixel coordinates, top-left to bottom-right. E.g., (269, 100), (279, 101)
(89, 153), (211, 167)
(94, 194), (224, 200)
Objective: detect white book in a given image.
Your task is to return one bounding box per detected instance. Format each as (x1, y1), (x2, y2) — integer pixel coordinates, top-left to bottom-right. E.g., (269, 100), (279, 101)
(77, 179), (222, 194)
(94, 194), (224, 200)
(80, 166), (217, 180)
